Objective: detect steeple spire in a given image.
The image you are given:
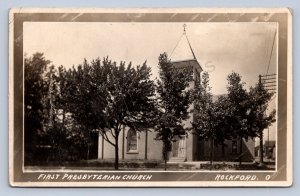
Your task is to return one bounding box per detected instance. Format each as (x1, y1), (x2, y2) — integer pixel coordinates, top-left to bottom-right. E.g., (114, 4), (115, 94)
(170, 24), (203, 72)
(171, 24), (197, 61)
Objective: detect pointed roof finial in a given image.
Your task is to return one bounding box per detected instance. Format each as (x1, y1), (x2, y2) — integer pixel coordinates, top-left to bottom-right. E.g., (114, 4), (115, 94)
(183, 24), (187, 34)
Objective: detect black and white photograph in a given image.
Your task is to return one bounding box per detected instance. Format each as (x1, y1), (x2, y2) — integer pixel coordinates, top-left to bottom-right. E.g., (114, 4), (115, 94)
(9, 8), (292, 187)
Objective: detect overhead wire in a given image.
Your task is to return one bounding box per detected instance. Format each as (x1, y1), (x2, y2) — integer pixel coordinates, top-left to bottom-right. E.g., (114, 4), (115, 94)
(266, 27), (277, 75)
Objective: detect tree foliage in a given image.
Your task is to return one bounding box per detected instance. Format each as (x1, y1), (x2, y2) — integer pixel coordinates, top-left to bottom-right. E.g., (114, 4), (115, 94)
(192, 72), (218, 166)
(224, 72), (276, 164)
(225, 72), (251, 164)
(61, 57), (156, 169)
(248, 78), (276, 164)
(193, 71), (276, 165)
(24, 53), (51, 164)
(248, 79), (276, 135)
(192, 72), (233, 165)
(24, 52), (277, 169)
(192, 72), (215, 139)
(154, 53), (193, 170)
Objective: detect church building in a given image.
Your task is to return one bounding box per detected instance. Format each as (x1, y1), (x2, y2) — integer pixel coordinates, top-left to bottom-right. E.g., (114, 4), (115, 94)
(97, 26), (255, 163)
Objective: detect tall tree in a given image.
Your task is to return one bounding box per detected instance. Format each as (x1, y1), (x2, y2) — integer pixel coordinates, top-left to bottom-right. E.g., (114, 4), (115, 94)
(47, 65), (81, 162)
(192, 72), (220, 169)
(65, 57), (156, 169)
(24, 53), (51, 164)
(248, 76), (276, 165)
(213, 95), (232, 160)
(226, 72), (250, 165)
(154, 53), (193, 170)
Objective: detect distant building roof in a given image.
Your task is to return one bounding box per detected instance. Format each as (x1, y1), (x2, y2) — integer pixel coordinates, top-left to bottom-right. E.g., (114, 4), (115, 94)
(255, 140), (276, 149)
(264, 140), (276, 147)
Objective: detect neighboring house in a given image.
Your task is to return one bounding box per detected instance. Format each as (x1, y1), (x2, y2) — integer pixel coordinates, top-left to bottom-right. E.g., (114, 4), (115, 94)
(97, 29), (255, 162)
(255, 140), (276, 161)
(197, 138), (255, 162)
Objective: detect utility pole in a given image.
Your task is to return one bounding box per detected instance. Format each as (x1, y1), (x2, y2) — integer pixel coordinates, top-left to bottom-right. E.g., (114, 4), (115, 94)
(258, 74), (276, 165)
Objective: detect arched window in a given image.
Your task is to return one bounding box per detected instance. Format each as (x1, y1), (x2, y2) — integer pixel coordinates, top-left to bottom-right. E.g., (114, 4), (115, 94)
(127, 129), (138, 153)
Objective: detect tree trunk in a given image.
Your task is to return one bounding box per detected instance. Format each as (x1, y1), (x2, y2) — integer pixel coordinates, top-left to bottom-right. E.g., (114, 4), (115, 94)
(163, 142), (168, 171)
(221, 142), (225, 161)
(87, 144), (90, 160)
(114, 145), (119, 170)
(239, 137), (243, 166)
(59, 110), (65, 163)
(114, 136), (119, 170)
(145, 129), (148, 160)
(164, 159), (167, 171)
(101, 135), (104, 160)
(259, 129), (264, 165)
(210, 138), (214, 170)
(122, 126), (125, 160)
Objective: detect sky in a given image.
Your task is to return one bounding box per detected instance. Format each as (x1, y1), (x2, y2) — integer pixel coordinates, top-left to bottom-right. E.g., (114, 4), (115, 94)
(23, 22), (277, 95)
(23, 22), (278, 141)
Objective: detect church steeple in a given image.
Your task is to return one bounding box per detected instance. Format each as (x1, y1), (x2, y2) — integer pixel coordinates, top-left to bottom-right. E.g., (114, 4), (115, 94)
(170, 24), (202, 73)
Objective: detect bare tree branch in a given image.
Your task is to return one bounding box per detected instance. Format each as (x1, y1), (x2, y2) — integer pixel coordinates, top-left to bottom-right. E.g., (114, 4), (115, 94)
(100, 131), (116, 147)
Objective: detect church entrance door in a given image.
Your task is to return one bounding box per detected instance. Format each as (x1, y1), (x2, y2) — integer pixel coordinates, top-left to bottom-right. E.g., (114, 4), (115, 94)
(172, 136), (186, 158)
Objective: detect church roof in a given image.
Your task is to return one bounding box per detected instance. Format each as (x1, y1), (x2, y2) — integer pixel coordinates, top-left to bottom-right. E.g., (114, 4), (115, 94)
(170, 35), (197, 62)
(170, 27), (202, 72)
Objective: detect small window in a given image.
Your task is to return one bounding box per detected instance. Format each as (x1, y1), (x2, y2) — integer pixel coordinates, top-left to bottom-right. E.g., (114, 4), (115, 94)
(232, 140), (238, 154)
(127, 129), (138, 153)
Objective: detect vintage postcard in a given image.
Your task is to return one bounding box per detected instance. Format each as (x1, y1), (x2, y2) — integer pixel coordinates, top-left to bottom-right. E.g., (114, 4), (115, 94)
(9, 8), (292, 187)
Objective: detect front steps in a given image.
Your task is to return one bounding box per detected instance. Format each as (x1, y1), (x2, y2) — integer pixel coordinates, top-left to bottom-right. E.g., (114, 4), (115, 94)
(168, 157), (186, 163)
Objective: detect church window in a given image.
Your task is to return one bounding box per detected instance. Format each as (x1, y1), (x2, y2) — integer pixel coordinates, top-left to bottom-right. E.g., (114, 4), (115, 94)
(127, 129), (138, 153)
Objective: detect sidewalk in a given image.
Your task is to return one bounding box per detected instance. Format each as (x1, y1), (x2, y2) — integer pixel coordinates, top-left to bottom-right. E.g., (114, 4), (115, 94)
(167, 161), (275, 170)
(24, 159), (275, 171)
